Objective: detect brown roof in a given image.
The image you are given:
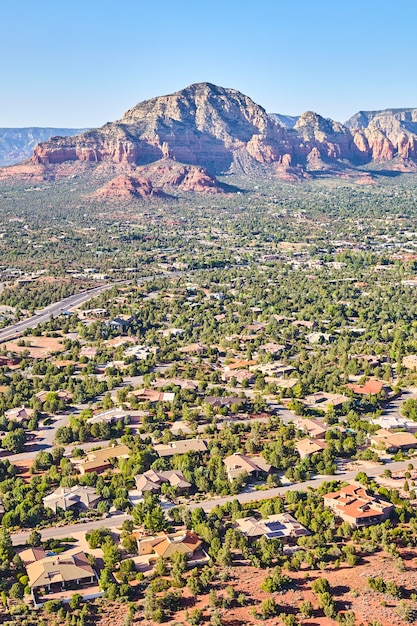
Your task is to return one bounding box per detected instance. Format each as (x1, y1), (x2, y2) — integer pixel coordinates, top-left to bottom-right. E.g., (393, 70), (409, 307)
(346, 379), (384, 395)
(324, 484), (393, 522)
(372, 431), (417, 450)
(226, 359), (257, 371)
(152, 531), (202, 558)
(27, 551), (95, 589)
(19, 547), (47, 566)
(296, 439), (328, 456)
(224, 453), (271, 479)
(75, 444), (130, 473)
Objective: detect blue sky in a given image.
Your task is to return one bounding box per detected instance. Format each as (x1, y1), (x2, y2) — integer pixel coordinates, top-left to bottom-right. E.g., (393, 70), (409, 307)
(2, 0), (417, 127)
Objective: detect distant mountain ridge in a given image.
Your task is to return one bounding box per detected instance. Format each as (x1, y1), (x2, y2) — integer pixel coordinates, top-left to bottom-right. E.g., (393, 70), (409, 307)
(0, 128), (88, 166)
(2, 84), (417, 195)
(268, 113), (300, 128)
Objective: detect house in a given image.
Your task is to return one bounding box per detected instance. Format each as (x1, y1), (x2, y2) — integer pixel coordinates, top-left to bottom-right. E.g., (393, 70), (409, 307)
(123, 344), (153, 360)
(203, 396), (243, 408)
(135, 530), (208, 566)
(222, 369), (254, 384)
(75, 443), (130, 474)
(402, 354), (417, 371)
(250, 363), (296, 378)
(130, 389), (175, 403)
(108, 315), (134, 331)
(35, 390), (72, 404)
(245, 322), (266, 333)
(154, 378), (198, 391)
(296, 438), (328, 459)
(291, 320), (315, 329)
(134, 470), (191, 496)
(179, 343), (208, 355)
(223, 453), (272, 482)
(26, 551), (100, 608)
(43, 486), (101, 513)
(370, 415), (417, 433)
(370, 430), (417, 453)
(258, 342), (286, 355)
(293, 417), (328, 439)
(154, 439), (207, 458)
(87, 408), (129, 425)
(266, 377), (299, 389)
(160, 328), (185, 337)
(323, 483), (394, 527)
(235, 513), (309, 542)
(4, 406), (35, 423)
(303, 392), (350, 409)
(79, 346), (99, 359)
(346, 379), (388, 396)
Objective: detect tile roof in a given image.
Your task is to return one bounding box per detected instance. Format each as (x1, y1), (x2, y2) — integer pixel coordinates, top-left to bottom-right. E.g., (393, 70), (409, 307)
(27, 552), (95, 589)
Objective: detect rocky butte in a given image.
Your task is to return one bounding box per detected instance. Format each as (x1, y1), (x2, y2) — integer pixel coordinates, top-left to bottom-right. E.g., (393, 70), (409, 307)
(2, 83), (417, 195)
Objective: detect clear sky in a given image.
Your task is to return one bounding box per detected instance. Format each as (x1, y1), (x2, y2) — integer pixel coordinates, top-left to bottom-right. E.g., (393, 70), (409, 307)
(2, 0), (417, 127)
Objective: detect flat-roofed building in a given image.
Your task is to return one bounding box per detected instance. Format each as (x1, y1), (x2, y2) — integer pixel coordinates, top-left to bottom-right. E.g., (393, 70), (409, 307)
(154, 439), (207, 458)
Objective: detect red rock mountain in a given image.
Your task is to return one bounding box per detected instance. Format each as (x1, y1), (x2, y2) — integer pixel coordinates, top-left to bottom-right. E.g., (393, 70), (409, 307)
(3, 84), (417, 191)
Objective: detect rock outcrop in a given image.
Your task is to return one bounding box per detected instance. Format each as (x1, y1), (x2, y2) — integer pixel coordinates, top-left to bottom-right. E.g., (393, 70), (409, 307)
(346, 108), (417, 166)
(93, 162), (225, 200)
(2, 84), (417, 189)
(94, 174), (163, 200)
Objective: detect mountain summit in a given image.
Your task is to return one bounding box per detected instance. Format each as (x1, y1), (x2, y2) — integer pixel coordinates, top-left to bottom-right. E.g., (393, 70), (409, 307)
(3, 84), (417, 190)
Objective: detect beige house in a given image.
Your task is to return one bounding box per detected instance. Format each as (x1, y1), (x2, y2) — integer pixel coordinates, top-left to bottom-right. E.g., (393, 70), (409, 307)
(303, 392), (349, 409)
(74, 443), (130, 474)
(223, 453), (272, 482)
(4, 406), (35, 423)
(26, 550), (100, 608)
(323, 483), (394, 527)
(43, 486), (100, 513)
(293, 417), (327, 439)
(135, 469), (191, 495)
(296, 438), (327, 459)
(135, 530), (208, 566)
(235, 513), (309, 542)
(371, 430), (417, 453)
(87, 408), (129, 425)
(154, 439), (207, 458)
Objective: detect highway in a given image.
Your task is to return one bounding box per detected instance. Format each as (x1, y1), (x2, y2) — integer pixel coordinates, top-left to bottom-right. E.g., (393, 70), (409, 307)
(0, 282), (123, 343)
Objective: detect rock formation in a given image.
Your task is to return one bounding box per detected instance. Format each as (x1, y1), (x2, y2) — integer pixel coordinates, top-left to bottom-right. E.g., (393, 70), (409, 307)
(1, 84), (417, 190)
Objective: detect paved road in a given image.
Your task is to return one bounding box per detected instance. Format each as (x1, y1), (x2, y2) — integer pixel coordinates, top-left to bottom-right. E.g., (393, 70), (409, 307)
(11, 455), (417, 546)
(11, 513), (133, 546)
(0, 282), (125, 343)
(380, 389), (415, 420)
(188, 456), (417, 512)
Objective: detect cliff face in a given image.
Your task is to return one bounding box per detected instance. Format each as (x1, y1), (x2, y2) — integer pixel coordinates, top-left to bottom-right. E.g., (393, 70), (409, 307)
(5, 84), (417, 186)
(346, 108), (417, 162)
(33, 83), (289, 173)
